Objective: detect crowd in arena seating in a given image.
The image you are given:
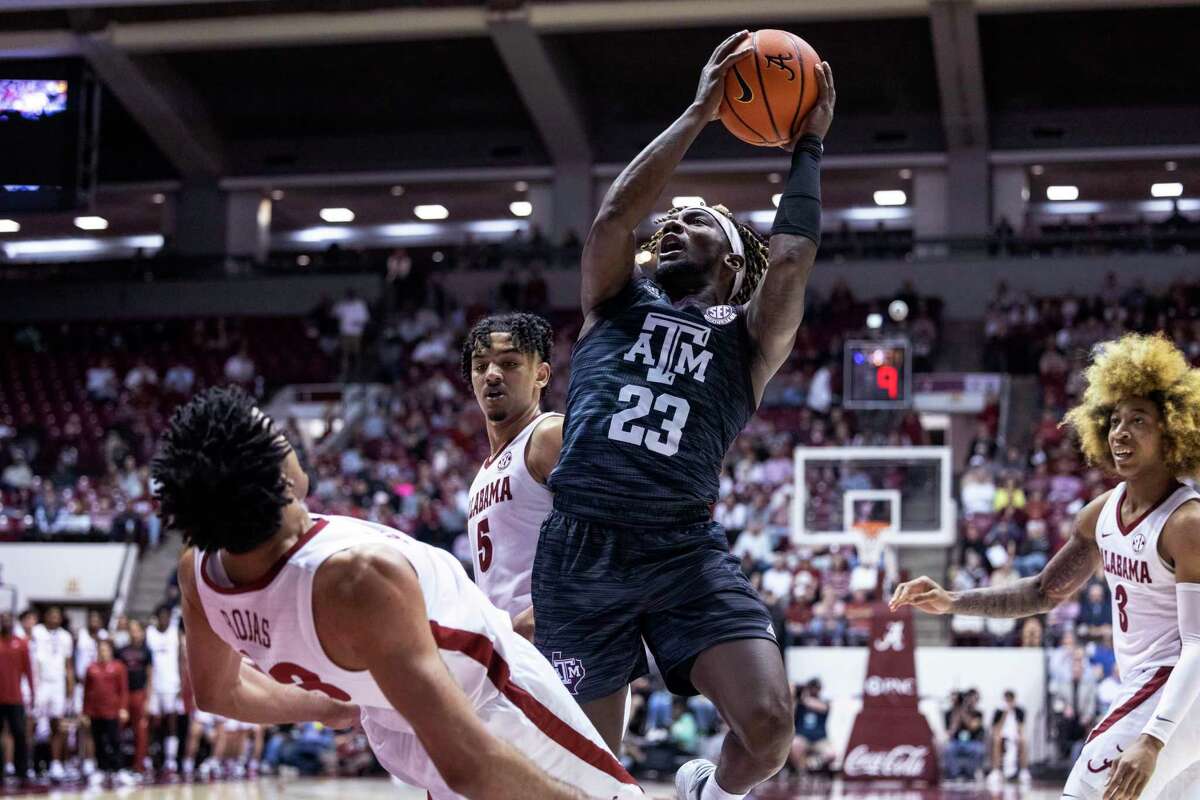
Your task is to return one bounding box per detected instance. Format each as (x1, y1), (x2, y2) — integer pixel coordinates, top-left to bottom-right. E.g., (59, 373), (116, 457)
(0, 315), (333, 546)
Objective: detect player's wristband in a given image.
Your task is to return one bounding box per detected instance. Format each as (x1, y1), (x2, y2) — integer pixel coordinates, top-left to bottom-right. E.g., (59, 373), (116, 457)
(770, 133), (823, 246)
(1140, 583), (1200, 747)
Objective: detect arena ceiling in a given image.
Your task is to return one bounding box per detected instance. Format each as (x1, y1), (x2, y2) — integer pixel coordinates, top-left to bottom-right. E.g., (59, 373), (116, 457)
(0, 0), (1197, 236)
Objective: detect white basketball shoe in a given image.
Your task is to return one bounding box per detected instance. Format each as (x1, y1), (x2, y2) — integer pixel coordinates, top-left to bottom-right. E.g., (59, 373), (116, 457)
(675, 758), (717, 800)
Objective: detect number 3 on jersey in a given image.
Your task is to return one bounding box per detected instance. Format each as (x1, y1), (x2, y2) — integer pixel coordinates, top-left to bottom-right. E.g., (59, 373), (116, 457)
(1116, 584), (1129, 632)
(607, 384), (691, 456)
(476, 518), (493, 573)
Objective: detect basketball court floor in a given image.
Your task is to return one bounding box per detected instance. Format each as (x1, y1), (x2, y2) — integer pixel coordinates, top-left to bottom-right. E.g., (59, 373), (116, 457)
(4, 776), (1067, 799)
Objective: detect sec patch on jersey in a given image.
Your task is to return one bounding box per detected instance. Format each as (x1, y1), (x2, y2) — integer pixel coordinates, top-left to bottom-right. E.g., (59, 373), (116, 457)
(704, 305), (738, 325)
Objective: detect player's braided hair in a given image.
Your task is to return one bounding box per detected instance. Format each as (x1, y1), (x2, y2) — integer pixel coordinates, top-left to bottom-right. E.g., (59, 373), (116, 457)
(460, 312), (554, 384)
(640, 204), (770, 305)
(151, 386), (292, 554)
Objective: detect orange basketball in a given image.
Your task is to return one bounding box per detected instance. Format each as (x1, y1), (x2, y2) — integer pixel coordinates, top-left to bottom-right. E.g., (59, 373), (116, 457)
(719, 29), (821, 148)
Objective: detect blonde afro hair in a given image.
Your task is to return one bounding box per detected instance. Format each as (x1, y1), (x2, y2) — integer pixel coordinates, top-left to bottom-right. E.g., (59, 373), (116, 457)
(1062, 332), (1200, 478)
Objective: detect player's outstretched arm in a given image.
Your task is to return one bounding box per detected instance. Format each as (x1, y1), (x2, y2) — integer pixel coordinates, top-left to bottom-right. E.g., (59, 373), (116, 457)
(745, 61), (834, 401)
(1107, 501), (1200, 800)
(177, 549), (359, 728)
(581, 30), (752, 317)
(318, 544), (607, 800)
(891, 491), (1107, 619)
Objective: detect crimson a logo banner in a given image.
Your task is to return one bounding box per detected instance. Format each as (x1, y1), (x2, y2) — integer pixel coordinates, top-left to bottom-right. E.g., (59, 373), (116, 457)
(842, 604), (939, 784)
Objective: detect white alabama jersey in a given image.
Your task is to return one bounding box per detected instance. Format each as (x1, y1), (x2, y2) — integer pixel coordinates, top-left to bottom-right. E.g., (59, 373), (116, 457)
(74, 628), (102, 681)
(1096, 482), (1200, 677)
(146, 623), (181, 692)
(31, 625), (72, 685)
(193, 514), (641, 799)
(467, 412), (559, 617)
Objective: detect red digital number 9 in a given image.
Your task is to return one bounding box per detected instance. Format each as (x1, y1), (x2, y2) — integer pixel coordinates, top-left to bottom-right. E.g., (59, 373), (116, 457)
(477, 518), (493, 573)
(268, 662), (351, 701)
(1115, 584), (1129, 633)
(876, 365), (899, 400)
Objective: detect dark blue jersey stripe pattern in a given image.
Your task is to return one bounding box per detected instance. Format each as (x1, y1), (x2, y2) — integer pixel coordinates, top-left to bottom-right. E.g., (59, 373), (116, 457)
(550, 276), (756, 526)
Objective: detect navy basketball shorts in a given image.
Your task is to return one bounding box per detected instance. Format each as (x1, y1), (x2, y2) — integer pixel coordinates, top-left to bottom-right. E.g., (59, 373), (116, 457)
(531, 509), (777, 705)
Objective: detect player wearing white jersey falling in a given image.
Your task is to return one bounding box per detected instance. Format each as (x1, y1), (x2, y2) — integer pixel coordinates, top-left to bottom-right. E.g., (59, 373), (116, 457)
(462, 313), (562, 640)
(893, 333), (1200, 800)
(153, 387), (641, 800)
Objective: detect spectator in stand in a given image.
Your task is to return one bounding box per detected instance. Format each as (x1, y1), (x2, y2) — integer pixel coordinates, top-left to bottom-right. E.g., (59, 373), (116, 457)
(0, 613), (33, 787)
(223, 343), (257, 387)
(162, 361), (196, 397)
(124, 358), (159, 399)
(789, 679), (834, 777)
(761, 554), (793, 601)
(988, 690), (1031, 787)
(116, 621), (152, 774)
(82, 640), (128, 786)
(1013, 518), (1051, 577)
(116, 455), (146, 501)
(1050, 648), (1098, 761)
(1076, 583), (1112, 642)
(732, 521), (773, 569)
(960, 466), (997, 516)
(843, 589), (874, 646)
(86, 358), (119, 403)
(1, 451), (33, 491)
(943, 689), (986, 781)
(332, 289), (370, 379)
(992, 475), (1026, 513)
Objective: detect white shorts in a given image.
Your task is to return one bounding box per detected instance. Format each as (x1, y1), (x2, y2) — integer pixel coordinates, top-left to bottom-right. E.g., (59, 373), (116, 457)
(147, 689), (184, 716)
(191, 710), (223, 731)
(223, 718), (256, 733)
(361, 630), (641, 800)
(1064, 665), (1200, 800)
(33, 681), (67, 720)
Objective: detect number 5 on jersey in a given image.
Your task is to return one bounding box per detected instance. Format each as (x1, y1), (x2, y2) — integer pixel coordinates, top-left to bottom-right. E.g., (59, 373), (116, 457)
(476, 518), (493, 573)
(607, 384), (691, 457)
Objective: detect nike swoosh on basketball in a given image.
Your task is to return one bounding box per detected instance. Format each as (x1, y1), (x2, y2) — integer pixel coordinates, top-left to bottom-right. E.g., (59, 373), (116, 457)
(733, 68), (753, 103)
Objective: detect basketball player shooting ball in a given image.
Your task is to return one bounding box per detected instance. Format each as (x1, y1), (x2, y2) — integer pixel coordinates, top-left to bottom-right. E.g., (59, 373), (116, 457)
(892, 333), (1200, 800)
(533, 30), (835, 800)
(154, 387), (641, 800)
(462, 312), (561, 641)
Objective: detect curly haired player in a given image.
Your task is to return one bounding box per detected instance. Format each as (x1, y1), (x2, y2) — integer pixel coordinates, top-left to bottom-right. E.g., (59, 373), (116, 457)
(893, 332), (1200, 800)
(530, 30), (836, 800)
(156, 387), (640, 800)
(461, 313), (560, 640)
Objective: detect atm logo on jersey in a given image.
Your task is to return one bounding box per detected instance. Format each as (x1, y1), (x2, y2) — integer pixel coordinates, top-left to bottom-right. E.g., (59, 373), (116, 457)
(623, 312), (713, 385)
(552, 651), (586, 695)
(1101, 547), (1152, 584)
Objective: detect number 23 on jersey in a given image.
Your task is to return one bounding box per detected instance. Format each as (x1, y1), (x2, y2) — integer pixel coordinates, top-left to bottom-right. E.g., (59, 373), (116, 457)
(607, 384), (691, 457)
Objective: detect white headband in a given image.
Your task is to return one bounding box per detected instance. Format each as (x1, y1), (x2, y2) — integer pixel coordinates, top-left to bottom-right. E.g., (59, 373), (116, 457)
(681, 205), (746, 300)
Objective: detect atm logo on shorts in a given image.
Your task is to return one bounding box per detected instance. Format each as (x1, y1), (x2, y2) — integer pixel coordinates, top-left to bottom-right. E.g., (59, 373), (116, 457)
(552, 651), (586, 696)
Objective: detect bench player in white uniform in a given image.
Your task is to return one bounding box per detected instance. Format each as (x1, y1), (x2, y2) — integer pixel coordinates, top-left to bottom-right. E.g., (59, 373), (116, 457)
(462, 313), (561, 640)
(31, 606), (74, 781)
(893, 333), (1200, 800)
(146, 605), (184, 773)
(154, 387), (641, 800)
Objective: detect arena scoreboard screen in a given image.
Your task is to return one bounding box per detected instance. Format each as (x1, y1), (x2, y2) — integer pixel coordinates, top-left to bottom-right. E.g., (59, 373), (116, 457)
(843, 339), (912, 410)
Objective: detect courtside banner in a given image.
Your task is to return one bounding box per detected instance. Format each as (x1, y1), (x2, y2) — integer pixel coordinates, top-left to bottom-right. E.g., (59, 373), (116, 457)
(842, 605), (940, 783)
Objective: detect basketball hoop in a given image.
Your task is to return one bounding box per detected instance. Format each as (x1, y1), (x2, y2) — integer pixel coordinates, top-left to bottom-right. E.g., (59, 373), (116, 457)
(852, 521), (888, 571)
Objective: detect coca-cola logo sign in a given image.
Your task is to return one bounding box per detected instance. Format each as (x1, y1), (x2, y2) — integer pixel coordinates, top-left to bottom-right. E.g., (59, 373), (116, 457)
(843, 744), (929, 778)
(864, 675), (915, 696)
